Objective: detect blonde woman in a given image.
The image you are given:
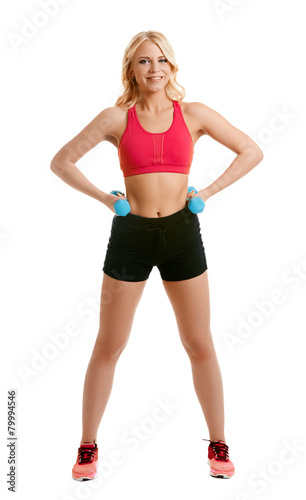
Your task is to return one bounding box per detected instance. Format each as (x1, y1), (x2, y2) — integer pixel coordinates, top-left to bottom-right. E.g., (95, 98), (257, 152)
(50, 30), (263, 481)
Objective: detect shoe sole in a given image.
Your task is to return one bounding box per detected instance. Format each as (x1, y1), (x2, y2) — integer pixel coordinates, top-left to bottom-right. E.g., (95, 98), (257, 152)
(208, 461), (235, 479)
(72, 475), (97, 481)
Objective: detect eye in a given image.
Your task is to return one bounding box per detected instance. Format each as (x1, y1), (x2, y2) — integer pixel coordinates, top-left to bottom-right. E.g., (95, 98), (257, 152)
(139, 58), (168, 63)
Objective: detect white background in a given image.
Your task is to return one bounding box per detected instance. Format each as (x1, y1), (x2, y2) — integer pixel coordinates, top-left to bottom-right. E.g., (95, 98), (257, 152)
(1, 0), (306, 499)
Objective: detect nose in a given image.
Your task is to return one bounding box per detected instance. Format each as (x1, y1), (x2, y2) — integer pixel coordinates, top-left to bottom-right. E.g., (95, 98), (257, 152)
(150, 60), (160, 72)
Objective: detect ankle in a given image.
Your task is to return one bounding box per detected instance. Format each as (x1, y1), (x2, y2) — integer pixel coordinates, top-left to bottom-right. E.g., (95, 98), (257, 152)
(209, 436), (226, 443)
(80, 438), (97, 445)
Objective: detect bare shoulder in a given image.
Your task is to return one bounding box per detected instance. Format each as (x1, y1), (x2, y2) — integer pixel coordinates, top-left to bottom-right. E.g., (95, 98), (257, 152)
(82, 105), (127, 135)
(180, 101), (206, 111)
(180, 100), (219, 134)
(104, 104), (127, 118)
(81, 105), (127, 143)
(102, 105), (129, 145)
(94, 105), (126, 134)
(180, 100), (216, 136)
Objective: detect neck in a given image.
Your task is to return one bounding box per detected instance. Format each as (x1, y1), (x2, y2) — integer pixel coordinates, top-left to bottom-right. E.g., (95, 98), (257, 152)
(137, 90), (172, 113)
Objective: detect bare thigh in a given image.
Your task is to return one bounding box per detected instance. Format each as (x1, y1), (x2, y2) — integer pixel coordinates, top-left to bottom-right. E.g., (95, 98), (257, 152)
(94, 273), (147, 359)
(162, 271), (212, 356)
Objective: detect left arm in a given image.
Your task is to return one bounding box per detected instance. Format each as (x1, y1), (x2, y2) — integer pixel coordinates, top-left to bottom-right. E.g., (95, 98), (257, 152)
(188, 102), (264, 202)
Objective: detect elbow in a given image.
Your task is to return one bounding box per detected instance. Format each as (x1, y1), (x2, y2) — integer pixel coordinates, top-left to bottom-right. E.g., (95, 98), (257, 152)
(50, 156), (70, 175)
(256, 146), (264, 161)
(251, 141), (264, 161)
(252, 148), (264, 169)
(256, 149), (264, 167)
(241, 143), (264, 163)
(50, 162), (57, 174)
(50, 156), (60, 173)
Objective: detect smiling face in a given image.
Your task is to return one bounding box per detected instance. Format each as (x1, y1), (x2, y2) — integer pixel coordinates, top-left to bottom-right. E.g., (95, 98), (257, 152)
(130, 40), (172, 94)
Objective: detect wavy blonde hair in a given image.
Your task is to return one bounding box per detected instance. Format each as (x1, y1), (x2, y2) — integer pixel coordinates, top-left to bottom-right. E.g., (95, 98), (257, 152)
(114, 30), (186, 109)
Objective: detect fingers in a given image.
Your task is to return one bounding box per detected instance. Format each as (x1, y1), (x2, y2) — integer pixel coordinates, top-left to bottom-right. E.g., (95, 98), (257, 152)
(186, 189), (195, 201)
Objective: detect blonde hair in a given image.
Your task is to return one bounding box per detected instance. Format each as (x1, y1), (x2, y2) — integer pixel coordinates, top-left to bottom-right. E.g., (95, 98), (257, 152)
(114, 30), (186, 109)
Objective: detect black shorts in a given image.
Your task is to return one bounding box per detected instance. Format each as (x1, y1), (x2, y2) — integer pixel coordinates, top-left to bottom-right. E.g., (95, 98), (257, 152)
(102, 204), (208, 282)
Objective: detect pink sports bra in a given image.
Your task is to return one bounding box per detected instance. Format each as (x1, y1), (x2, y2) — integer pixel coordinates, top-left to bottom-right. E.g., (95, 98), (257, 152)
(118, 100), (194, 178)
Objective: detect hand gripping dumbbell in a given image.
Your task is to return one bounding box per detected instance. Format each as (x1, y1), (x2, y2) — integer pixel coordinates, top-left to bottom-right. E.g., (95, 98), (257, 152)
(186, 186), (205, 214)
(110, 190), (131, 216)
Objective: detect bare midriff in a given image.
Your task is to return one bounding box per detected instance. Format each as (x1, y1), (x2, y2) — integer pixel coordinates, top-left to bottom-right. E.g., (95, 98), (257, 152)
(124, 172), (189, 218)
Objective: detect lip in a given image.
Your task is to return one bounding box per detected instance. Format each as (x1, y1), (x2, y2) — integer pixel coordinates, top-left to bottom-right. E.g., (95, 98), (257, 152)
(147, 76), (163, 80)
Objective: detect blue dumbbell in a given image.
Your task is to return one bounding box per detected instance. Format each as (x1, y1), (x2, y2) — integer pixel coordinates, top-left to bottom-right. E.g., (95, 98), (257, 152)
(187, 186), (205, 214)
(110, 190), (131, 216)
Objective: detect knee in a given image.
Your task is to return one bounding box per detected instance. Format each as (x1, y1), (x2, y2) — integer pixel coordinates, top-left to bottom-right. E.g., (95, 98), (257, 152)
(99, 346), (126, 362)
(182, 332), (215, 361)
(94, 336), (127, 362)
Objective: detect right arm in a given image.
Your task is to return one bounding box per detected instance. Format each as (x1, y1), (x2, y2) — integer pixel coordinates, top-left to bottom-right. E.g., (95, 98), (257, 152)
(50, 107), (125, 212)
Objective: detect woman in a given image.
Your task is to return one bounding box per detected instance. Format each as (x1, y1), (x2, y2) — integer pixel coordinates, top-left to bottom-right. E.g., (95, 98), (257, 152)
(50, 30), (263, 481)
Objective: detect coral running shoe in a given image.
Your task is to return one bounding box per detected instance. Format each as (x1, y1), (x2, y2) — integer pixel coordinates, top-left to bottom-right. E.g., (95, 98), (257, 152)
(203, 439), (235, 479)
(72, 441), (98, 481)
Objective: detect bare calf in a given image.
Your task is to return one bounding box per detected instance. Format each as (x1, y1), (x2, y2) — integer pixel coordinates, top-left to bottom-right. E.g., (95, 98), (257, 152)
(80, 273), (146, 444)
